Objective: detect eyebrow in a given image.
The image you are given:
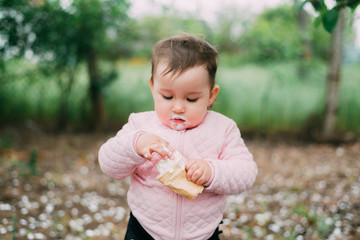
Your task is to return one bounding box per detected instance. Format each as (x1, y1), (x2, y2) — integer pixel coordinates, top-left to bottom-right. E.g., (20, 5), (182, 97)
(186, 91), (203, 95)
(159, 88), (172, 92)
(159, 88), (202, 94)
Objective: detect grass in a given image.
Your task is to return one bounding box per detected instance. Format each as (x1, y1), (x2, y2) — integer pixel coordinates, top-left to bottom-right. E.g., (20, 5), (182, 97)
(1, 58), (360, 134)
(213, 62), (326, 132)
(293, 204), (336, 239)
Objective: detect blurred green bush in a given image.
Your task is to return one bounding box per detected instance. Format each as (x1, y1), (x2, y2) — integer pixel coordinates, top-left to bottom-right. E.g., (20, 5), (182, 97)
(1, 1), (359, 135)
(1, 59), (359, 134)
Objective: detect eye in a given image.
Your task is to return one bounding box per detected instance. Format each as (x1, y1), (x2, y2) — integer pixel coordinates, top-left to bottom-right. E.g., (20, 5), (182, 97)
(187, 98), (198, 102)
(162, 95), (173, 100)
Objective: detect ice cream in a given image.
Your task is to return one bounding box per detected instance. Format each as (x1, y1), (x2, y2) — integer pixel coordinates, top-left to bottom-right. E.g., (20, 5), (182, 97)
(169, 114), (190, 131)
(156, 148), (204, 200)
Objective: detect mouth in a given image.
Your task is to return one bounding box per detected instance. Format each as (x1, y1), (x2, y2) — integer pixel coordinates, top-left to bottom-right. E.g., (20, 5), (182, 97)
(169, 115), (189, 130)
(170, 118), (186, 124)
(170, 115), (187, 124)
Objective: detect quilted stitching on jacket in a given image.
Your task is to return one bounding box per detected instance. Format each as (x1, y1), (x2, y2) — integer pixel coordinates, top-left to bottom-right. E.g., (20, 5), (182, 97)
(98, 111), (257, 240)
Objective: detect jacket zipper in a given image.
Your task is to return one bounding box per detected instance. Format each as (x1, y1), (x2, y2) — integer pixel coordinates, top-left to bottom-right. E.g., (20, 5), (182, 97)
(175, 194), (183, 239)
(175, 130), (186, 240)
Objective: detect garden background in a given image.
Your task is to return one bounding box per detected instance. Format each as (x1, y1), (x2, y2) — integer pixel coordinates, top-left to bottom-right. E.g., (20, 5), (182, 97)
(0, 0), (360, 239)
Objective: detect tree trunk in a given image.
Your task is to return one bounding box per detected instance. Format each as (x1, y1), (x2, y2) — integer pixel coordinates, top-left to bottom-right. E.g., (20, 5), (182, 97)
(321, 8), (345, 140)
(87, 51), (105, 130)
(296, 2), (312, 78)
(57, 68), (75, 131)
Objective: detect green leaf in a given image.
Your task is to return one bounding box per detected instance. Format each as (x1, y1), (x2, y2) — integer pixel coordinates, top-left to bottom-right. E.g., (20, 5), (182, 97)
(322, 8), (339, 32)
(347, 0), (360, 10)
(28, 148), (38, 176)
(295, 0), (309, 13)
(314, 15), (322, 28)
(310, 0), (326, 11)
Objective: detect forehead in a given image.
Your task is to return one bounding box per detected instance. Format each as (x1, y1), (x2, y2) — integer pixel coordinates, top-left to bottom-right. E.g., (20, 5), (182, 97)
(154, 62), (209, 82)
(155, 61), (172, 77)
(153, 63), (211, 91)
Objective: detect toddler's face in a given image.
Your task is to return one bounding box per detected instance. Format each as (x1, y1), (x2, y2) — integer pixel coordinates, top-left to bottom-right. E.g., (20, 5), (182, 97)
(150, 63), (219, 131)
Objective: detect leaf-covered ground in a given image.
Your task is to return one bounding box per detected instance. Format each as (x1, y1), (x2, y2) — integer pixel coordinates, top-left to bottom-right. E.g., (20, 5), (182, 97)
(0, 127), (359, 240)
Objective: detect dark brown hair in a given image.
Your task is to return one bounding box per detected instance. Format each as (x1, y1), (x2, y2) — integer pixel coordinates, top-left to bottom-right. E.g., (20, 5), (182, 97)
(151, 33), (218, 89)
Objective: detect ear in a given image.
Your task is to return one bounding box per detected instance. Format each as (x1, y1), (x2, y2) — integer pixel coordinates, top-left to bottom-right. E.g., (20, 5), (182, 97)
(208, 85), (220, 108)
(149, 79), (154, 92)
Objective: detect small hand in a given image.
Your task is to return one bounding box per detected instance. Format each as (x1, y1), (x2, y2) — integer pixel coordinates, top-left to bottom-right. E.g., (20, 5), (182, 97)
(185, 159), (211, 185)
(136, 132), (174, 163)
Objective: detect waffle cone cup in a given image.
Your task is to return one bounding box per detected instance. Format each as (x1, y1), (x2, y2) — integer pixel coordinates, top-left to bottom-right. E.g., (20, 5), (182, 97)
(157, 162), (204, 200)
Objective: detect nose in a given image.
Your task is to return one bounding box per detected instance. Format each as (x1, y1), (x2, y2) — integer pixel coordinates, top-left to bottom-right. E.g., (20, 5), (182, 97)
(172, 100), (185, 113)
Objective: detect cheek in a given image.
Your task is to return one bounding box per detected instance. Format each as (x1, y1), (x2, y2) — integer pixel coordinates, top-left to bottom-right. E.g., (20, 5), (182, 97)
(188, 103), (207, 121)
(154, 98), (168, 109)
(154, 100), (169, 117)
(153, 95), (164, 107)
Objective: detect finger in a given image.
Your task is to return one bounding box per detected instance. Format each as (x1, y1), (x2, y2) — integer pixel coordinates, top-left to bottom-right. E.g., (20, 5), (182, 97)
(160, 142), (175, 158)
(185, 159), (196, 171)
(188, 167), (202, 183)
(191, 169), (203, 183)
(143, 152), (152, 160)
(186, 165), (195, 180)
(196, 174), (207, 185)
(149, 144), (172, 160)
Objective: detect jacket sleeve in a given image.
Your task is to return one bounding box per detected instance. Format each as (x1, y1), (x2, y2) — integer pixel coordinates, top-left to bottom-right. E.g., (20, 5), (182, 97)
(98, 113), (146, 180)
(204, 121), (257, 195)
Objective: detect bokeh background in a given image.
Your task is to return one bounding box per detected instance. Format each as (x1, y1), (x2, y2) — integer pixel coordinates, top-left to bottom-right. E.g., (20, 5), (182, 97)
(1, 0), (359, 136)
(0, 0), (360, 239)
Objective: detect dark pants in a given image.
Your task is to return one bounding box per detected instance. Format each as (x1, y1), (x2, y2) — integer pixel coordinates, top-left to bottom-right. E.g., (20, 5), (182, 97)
(125, 212), (222, 240)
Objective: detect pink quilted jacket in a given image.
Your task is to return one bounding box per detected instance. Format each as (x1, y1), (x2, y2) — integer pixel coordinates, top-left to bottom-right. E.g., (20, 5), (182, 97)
(98, 111), (257, 240)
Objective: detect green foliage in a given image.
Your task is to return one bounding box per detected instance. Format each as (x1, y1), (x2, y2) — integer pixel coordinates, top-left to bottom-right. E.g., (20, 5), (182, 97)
(105, 61), (359, 134)
(322, 8), (339, 32)
(0, 0), (132, 128)
(131, 15), (210, 58)
(0, 0), (131, 63)
(293, 204), (336, 238)
(317, 217), (335, 238)
(1, 2), (359, 134)
(103, 61), (153, 120)
(0, 59), (90, 127)
(300, 0), (360, 33)
(337, 63), (360, 132)
(239, 5), (303, 62)
(213, 61), (328, 132)
(210, 6), (247, 53)
(12, 214), (16, 240)
(1, 60), (360, 134)
(293, 204), (317, 223)
(1, 129), (13, 149)
(8, 148), (39, 178)
(310, 24), (331, 60)
(28, 148), (38, 176)
(129, 3), (356, 63)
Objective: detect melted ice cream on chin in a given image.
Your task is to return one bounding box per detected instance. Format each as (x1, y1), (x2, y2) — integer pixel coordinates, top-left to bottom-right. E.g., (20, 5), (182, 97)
(170, 122), (188, 131)
(169, 114), (189, 131)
